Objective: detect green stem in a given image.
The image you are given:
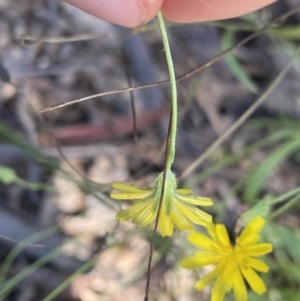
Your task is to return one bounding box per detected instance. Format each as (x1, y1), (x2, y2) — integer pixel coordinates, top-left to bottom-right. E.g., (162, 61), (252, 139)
(144, 12), (178, 301)
(157, 11), (178, 171)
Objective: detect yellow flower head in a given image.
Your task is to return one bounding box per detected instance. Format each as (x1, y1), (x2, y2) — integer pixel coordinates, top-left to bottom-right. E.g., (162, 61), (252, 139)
(110, 171), (213, 236)
(181, 217), (273, 301)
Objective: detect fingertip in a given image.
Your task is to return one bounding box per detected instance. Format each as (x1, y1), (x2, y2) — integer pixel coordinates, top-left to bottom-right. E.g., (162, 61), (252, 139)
(140, 0), (164, 25)
(63, 0), (163, 28)
(161, 0), (277, 23)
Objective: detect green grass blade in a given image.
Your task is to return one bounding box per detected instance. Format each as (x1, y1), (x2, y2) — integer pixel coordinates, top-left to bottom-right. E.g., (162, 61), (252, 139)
(0, 226), (60, 284)
(240, 196), (271, 223)
(269, 194), (300, 220)
(268, 186), (300, 205)
(244, 139), (300, 202)
(222, 29), (259, 93)
(241, 186), (300, 224)
(272, 25), (300, 40)
(41, 259), (94, 301)
(186, 128), (294, 186)
(0, 123), (59, 171)
(0, 246), (62, 299)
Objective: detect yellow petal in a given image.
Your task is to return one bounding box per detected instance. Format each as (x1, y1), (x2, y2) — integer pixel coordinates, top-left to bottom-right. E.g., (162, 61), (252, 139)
(176, 194), (213, 206)
(243, 243), (273, 257)
(232, 267), (247, 301)
(187, 231), (219, 252)
(238, 217), (265, 244)
(240, 266), (267, 295)
(176, 188), (193, 195)
(205, 222), (217, 240)
(242, 257), (269, 272)
(175, 200), (212, 225)
(236, 233), (259, 247)
(211, 272), (230, 301)
(211, 261), (238, 301)
(181, 252), (223, 269)
(212, 283), (226, 301)
(112, 182), (149, 193)
(215, 224), (231, 248)
(132, 202), (155, 227)
(111, 191), (150, 200)
(218, 259), (235, 291)
(171, 205), (193, 231)
(195, 262), (224, 291)
(116, 201), (150, 221)
(158, 204), (173, 236)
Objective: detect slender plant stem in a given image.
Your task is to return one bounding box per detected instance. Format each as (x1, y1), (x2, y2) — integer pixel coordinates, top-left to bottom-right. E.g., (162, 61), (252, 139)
(144, 111), (172, 301)
(157, 11), (178, 170)
(144, 11), (178, 301)
(122, 47), (138, 141)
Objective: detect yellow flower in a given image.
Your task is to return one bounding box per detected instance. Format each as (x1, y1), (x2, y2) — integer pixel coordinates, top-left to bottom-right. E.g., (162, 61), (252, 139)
(181, 216), (272, 301)
(110, 171), (213, 236)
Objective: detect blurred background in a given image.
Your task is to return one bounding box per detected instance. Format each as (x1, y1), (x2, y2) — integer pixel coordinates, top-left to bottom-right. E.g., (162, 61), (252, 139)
(0, 0), (300, 300)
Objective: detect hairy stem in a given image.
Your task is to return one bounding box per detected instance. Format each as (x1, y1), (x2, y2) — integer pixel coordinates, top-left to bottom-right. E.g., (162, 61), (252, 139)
(144, 11), (178, 301)
(157, 11), (178, 170)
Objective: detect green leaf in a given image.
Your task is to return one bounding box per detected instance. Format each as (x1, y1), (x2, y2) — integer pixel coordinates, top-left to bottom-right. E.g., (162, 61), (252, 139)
(279, 288), (300, 300)
(0, 165), (18, 184)
(240, 196), (271, 224)
(278, 262), (300, 283)
(265, 223), (300, 265)
(279, 226), (300, 264)
(222, 30), (259, 94)
(0, 165), (53, 191)
(244, 138), (300, 202)
(272, 25), (300, 40)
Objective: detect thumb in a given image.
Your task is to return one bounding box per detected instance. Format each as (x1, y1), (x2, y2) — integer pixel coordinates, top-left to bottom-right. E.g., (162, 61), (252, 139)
(63, 0), (163, 28)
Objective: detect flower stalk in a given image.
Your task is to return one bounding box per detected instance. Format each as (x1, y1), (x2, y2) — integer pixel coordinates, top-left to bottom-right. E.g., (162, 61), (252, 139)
(156, 11), (178, 171)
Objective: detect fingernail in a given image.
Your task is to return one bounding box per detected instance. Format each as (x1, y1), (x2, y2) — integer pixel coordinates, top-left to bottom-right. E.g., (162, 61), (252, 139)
(94, 0), (146, 27)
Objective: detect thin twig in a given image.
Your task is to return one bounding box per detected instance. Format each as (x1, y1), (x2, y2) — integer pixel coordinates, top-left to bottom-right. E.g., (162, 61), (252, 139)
(180, 45), (300, 180)
(144, 111), (172, 301)
(41, 80), (169, 112)
(20, 34), (96, 46)
(0, 235), (43, 248)
(20, 24), (159, 47)
(40, 6), (300, 113)
(122, 47), (138, 141)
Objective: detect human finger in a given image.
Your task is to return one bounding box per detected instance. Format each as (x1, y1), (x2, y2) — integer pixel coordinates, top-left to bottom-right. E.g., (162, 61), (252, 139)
(63, 0), (163, 28)
(161, 0), (278, 23)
